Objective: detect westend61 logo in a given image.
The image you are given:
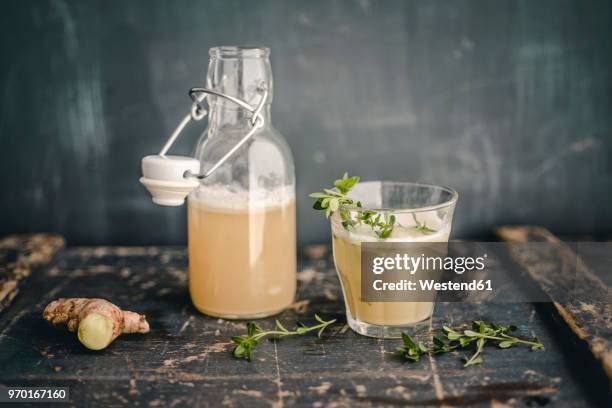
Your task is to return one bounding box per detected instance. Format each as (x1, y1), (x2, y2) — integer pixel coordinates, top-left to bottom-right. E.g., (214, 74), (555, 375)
(361, 242), (493, 302)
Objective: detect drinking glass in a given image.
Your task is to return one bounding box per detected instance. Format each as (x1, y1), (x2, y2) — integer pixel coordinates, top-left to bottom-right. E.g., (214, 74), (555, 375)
(330, 181), (458, 338)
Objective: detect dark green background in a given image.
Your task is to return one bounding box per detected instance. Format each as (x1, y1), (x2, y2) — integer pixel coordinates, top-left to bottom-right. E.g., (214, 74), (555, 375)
(1, 0), (611, 245)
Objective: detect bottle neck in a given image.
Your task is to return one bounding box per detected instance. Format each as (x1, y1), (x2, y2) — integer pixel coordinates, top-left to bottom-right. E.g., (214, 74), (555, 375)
(206, 47), (273, 106)
(205, 46), (273, 135)
(208, 104), (272, 128)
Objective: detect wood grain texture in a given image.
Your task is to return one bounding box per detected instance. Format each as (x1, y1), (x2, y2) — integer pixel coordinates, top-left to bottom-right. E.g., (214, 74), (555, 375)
(0, 234), (64, 313)
(497, 226), (612, 387)
(0, 238), (607, 406)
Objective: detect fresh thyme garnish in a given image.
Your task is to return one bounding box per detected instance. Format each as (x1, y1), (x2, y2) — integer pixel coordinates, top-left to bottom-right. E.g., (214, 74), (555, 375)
(231, 314), (336, 361)
(310, 173), (360, 218)
(412, 213), (436, 234)
(310, 173), (396, 238)
(396, 321), (544, 367)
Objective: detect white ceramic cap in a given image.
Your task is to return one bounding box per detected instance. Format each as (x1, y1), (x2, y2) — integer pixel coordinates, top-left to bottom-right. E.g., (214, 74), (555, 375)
(141, 155), (200, 181)
(139, 155), (201, 206)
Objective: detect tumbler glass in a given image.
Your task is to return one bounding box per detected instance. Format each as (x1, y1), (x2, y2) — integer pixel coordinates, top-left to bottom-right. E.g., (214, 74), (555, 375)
(330, 181), (458, 338)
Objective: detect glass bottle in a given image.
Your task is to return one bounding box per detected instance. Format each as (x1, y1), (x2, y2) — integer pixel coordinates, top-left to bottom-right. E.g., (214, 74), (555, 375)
(187, 46), (296, 319)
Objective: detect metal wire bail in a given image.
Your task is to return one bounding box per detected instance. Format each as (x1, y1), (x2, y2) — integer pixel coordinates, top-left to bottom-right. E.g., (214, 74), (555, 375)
(158, 84), (268, 179)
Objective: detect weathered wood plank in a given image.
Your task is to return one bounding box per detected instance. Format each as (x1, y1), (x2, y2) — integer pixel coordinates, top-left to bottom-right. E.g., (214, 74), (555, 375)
(497, 226), (612, 386)
(0, 238), (605, 406)
(0, 234), (64, 313)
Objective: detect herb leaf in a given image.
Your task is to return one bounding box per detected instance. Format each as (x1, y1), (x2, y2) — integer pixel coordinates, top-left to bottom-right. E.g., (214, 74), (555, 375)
(397, 321), (544, 368)
(310, 174), (396, 238)
(334, 172), (360, 194)
(309, 174), (358, 219)
(396, 332), (429, 362)
(231, 315), (336, 361)
(412, 213), (437, 234)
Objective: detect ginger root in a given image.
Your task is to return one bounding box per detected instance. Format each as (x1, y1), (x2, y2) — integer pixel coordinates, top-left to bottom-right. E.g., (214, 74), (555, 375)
(43, 298), (150, 350)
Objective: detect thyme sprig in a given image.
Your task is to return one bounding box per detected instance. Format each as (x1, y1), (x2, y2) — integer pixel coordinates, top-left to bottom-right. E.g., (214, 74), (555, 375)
(396, 321), (544, 367)
(231, 315), (336, 361)
(357, 210), (396, 239)
(310, 173), (396, 238)
(412, 213), (437, 234)
(309, 173), (360, 218)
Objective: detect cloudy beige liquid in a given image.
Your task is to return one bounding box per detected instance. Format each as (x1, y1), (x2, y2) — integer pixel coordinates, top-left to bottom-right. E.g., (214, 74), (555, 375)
(188, 189), (296, 319)
(332, 213), (449, 326)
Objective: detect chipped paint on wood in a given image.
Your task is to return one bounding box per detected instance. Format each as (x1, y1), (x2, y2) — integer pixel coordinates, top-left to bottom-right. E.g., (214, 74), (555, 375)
(0, 234), (607, 406)
(497, 226), (612, 385)
(0, 234), (64, 313)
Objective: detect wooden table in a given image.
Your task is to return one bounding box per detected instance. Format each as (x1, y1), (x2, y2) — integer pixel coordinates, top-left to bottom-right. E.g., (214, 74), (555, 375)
(0, 233), (609, 407)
